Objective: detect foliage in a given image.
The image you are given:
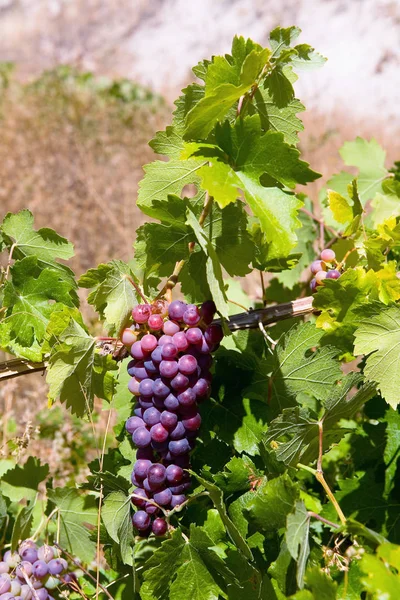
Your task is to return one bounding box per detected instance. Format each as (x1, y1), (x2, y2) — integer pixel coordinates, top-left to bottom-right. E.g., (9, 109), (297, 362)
(1, 25), (400, 600)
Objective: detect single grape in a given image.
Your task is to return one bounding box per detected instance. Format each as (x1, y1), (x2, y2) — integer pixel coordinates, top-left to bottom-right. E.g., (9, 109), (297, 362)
(47, 559), (64, 576)
(153, 378), (170, 398)
(150, 423), (169, 443)
(132, 427), (152, 448)
(152, 518), (168, 537)
(169, 438), (191, 456)
(139, 378), (154, 397)
(166, 464), (184, 484)
(151, 346), (163, 364)
(158, 335), (173, 346)
(132, 362), (148, 380)
(151, 299), (169, 316)
(145, 502), (159, 515)
(192, 378), (210, 398)
(0, 577), (11, 595)
(168, 300), (186, 321)
(160, 410), (178, 430)
(310, 260), (325, 274)
(177, 388), (196, 406)
(161, 343), (178, 359)
(159, 360), (179, 379)
(315, 270), (327, 284)
(33, 561), (49, 579)
(132, 304), (152, 324)
(169, 482), (188, 494)
(200, 300), (216, 325)
(182, 413), (201, 431)
(204, 324), (223, 345)
(132, 510), (151, 531)
(186, 328), (203, 345)
(16, 561), (33, 578)
(310, 278), (317, 293)
(320, 248), (336, 262)
(121, 328), (137, 346)
(178, 355), (198, 375)
(326, 269), (341, 280)
(169, 421), (186, 440)
(131, 488), (148, 508)
(198, 337), (213, 354)
(163, 320), (180, 336)
(153, 487), (172, 506)
(35, 589), (49, 600)
(37, 546), (54, 564)
(170, 494), (186, 508)
(134, 459), (152, 480)
(183, 305), (201, 326)
(164, 393), (179, 411)
(147, 463), (167, 487)
(125, 416), (145, 434)
(172, 331), (189, 351)
(143, 407), (161, 426)
(128, 377), (141, 396)
(10, 580), (21, 596)
(0, 593), (15, 600)
(141, 334), (158, 353)
(143, 359), (158, 377)
(142, 478), (152, 494)
(148, 314), (164, 331)
(0, 565), (8, 575)
(170, 372), (189, 391)
(131, 341), (146, 360)
(3, 552), (20, 568)
(138, 397), (153, 410)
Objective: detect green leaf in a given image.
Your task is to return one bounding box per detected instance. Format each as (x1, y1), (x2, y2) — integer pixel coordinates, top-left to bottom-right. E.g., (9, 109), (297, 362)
(286, 501), (310, 589)
(0, 457), (49, 502)
(247, 474), (298, 532)
(264, 407), (319, 467)
(79, 259), (140, 336)
(47, 488), (97, 563)
(1, 209), (76, 284)
(102, 491), (134, 565)
(383, 408), (400, 496)
(213, 456), (256, 494)
(304, 567), (337, 600)
(11, 501), (35, 551)
(360, 543), (400, 599)
(140, 530), (186, 600)
(354, 306), (400, 408)
(251, 87), (305, 145)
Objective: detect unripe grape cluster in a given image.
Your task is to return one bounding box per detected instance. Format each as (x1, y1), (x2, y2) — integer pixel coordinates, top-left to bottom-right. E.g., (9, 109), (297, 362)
(0, 540), (77, 600)
(310, 249), (341, 292)
(121, 299), (222, 537)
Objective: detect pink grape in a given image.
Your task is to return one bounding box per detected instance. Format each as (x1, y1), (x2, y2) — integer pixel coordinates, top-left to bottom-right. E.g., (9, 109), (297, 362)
(320, 249), (336, 262)
(185, 327), (203, 345)
(159, 360), (179, 378)
(148, 314), (164, 331)
(161, 343), (178, 359)
(315, 270), (327, 284)
(132, 304), (152, 324)
(141, 334), (158, 353)
(163, 320), (180, 335)
(172, 331), (189, 351)
(183, 305), (201, 326)
(131, 341), (146, 360)
(121, 328), (137, 346)
(168, 300), (186, 321)
(178, 355), (197, 375)
(182, 413), (202, 431)
(310, 260), (325, 274)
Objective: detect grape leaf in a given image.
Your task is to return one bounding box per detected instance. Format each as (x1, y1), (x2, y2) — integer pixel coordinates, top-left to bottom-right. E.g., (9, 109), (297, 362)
(47, 488), (97, 563)
(212, 456), (256, 494)
(251, 87), (305, 145)
(247, 474), (298, 532)
(0, 457), (49, 502)
(264, 407), (319, 466)
(0, 209), (76, 284)
(102, 491), (134, 565)
(354, 306), (400, 408)
(79, 260), (141, 336)
(361, 543), (400, 599)
(383, 408), (400, 496)
(11, 502), (35, 552)
(286, 501), (310, 589)
(304, 567), (337, 600)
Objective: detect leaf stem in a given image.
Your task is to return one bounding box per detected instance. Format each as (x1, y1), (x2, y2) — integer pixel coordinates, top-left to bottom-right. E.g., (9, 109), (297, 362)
(315, 471), (347, 526)
(127, 276), (148, 304)
(4, 242), (16, 280)
(307, 511), (340, 529)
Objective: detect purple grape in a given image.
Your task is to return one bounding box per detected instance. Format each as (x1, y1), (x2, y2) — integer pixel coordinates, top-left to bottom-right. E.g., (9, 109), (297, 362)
(178, 388), (196, 406)
(169, 482), (189, 494)
(131, 341), (146, 360)
(133, 405), (143, 417)
(0, 593), (14, 600)
(47, 559), (64, 576)
(170, 494), (186, 508)
(178, 355), (198, 375)
(172, 331), (189, 351)
(141, 334), (158, 353)
(36, 589), (49, 600)
(182, 413), (201, 431)
(168, 300), (186, 321)
(143, 359), (158, 376)
(33, 561), (49, 579)
(161, 343), (178, 359)
(134, 459), (152, 480)
(193, 378), (210, 398)
(151, 346), (163, 364)
(166, 464), (184, 484)
(131, 488), (148, 508)
(310, 260), (325, 274)
(0, 577), (11, 595)
(16, 561), (33, 578)
(136, 447), (154, 460)
(153, 488), (172, 506)
(158, 335), (173, 346)
(326, 269), (341, 280)
(143, 478), (152, 494)
(170, 422), (186, 440)
(183, 305), (201, 326)
(128, 378), (141, 396)
(151, 439), (169, 452)
(143, 407), (161, 426)
(0, 564), (8, 575)
(160, 411), (178, 430)
(126, 416), (145, 434)
(170, 373), (189, 391)
(150, 423), (169, 443)
(145, 502), (159, 515)
(164, 393), (179, 410)
(153, 378), (170, 398)
(147, 464), (166, 487)
(127, 359), (136, 376)
(148, 314), (164, 331)
(152, 518), (168, 537)
(132, 427), (151, 448)
(138, 397), (153, 410)
(132, 362), (148, 380)
(169, 438), (191, 456)
(163, 320), (180, 335)
(320, 248), (336, 262)
(159, 360), (179, 378)
(132, 510), (151, 531)
(204, 324), (223, 345)
(139, 378), (154, 397)
(200, 300), (216, 324)
(185, 327), (203, 345)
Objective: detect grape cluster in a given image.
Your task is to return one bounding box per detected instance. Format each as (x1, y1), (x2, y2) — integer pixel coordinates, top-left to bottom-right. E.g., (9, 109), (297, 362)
(0, 540), (77, 600)
(121, 299), (222, 537)
(310, 249), (341, 292)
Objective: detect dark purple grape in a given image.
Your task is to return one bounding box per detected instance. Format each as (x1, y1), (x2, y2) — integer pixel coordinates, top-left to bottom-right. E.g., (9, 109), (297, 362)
(21, 547), (38, 563)
(132, 304), (152, 324)
(166, 464), (183, 484)
(169, 438), (191, 456)
(131, 472), (141, 487)
(131, 341), (146, 360)
(185, 327), (203, 345)
(160, 411), (178, 430)
(193, 378), (210, 398)
(127, 378), (140, 396)
(200, 300), (216, 324)
(127, 359), (136, 376)
(204, 324), (223, 345)
(134, 459), (152, 480)
(153, 396), (166, 410)
(168, 300), (186, 321)
(196, 354), (212, 369)
(132, 510), (151, 531)
(151, 346), (163, 364)
(178, 355), (197, 375)
(326, 269), (341, 280)
(170, 422), (186, 440)
(163, 320), (180, 335)
(164, 393), (179, 410)
(126, 416), (145, 434)
(33, 561), (49, 579)
(159, 360), (179, 379)
(150, 423), (169, 443)
(48, 559), (65, 576)
(138, 397), (153, 410)
(177, 388), (196, 406)
(136, 447), (154, 460)
(152, 518), (168, 537)
(172, 331), (189, 351)
(145, 502), (159, 516)
(141, 334), (158, 353)
(131, 488), (148, 508)
(153, 487), (172, 506)
(139, 378), (154, 397)
(143, 478), (152, 494)
(132, 427), (151, 448)
(147, 463), (166, 487)
(173, 454), (191, 468)
(182, 413), (201, 431)
(143, 407), (161, 426)
(148, 314), (164, 331)
(151, 439), (169, 452)
(170, 494), (186, 508)
(143, 359), (158, 376)
(161, 343), (178, 359)
(170, 373), (189, 391)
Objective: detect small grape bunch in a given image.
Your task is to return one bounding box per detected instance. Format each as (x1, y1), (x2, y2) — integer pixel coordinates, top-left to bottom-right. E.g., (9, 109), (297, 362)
(310, 249), (341, 292)
(0, 540), (77, 599)
(121, 299), (222, 538)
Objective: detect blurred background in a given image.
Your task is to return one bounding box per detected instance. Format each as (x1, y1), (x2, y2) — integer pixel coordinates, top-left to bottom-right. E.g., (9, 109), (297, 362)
(1, 0), (399, 474)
